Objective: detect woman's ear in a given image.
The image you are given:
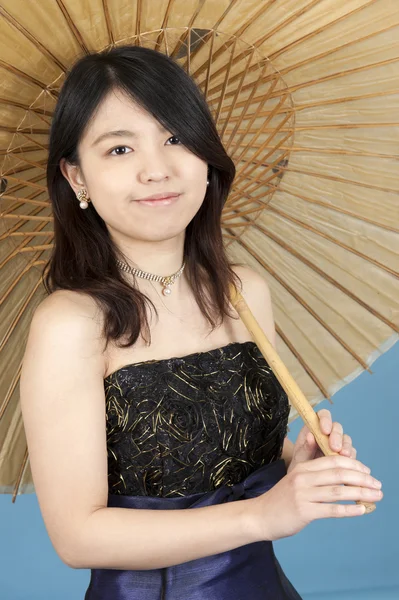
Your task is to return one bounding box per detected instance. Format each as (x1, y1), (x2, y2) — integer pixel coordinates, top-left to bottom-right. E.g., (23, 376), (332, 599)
(59, 158), (86, 195)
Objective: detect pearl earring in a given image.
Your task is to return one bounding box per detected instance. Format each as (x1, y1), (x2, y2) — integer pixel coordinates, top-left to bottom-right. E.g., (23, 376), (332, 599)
(77, 188), (90, 209)
(207, 179), (209, 185)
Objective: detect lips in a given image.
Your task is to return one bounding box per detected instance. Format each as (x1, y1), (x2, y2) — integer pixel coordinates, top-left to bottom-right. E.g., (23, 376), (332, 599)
(135, 192), (180, 202)
(136, 194), (180, 207)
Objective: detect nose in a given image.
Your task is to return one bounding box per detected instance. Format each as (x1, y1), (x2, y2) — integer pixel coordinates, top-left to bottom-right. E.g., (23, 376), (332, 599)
(138, 149), (172, 184)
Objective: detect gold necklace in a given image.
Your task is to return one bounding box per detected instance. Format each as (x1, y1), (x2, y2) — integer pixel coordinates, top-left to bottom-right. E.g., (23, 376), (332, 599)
(115, 259), (186, 296)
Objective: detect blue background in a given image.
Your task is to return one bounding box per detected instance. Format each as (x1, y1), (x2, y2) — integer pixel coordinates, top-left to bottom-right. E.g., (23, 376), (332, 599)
(1, 341), (397, 599)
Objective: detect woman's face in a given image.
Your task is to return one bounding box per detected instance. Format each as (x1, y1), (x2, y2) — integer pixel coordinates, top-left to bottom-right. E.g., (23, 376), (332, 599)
(61, 88), (208, 244)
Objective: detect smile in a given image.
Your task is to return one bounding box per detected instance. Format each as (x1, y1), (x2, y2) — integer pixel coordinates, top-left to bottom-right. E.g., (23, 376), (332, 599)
(136, 195), (180, 206)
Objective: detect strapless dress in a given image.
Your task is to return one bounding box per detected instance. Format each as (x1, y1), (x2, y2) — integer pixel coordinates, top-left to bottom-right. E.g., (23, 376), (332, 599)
(84, 340), (302, 599)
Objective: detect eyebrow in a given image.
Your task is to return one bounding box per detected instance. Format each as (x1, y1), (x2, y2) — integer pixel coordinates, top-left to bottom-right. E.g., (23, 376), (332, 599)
(91, 123), (169, 147)
(91, 129), (137, 147)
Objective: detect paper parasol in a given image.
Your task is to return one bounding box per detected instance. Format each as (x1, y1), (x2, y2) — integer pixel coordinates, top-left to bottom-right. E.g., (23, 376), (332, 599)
(0, 1), (398, 505)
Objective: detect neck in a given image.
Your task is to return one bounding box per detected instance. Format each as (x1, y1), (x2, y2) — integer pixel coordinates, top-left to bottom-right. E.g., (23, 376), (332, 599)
(115, 232), (189, 296)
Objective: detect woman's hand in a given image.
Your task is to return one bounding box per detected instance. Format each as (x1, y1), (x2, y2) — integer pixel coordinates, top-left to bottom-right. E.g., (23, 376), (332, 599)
(287, 409), (357, 475)
(246, 454), (383, 542)
(244, 410), (384, 543)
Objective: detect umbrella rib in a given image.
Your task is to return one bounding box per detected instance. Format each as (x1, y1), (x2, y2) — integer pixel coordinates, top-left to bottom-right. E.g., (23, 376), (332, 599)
(279, 165), (399, 195)
(1, 166), (46, 187)
(7, 231), (52, 237)
(0, 205), (51, 246)
(222, 201), (398, 276)
(214, 37), (238, 125)
(267, 204), (398, 278)
(274, 324), (331, 401)
(246, 145), (399, 161)
(268, 56), (399, 99)
(230, 234), (374, 374)
(55, 0), (90, 55)
(257, 225), (399, 333)
(232, 122), (399, 133)
(225, 63), (276, 153)
(269, 0), (380, 60)
(231, 156), (399, 197)
(233, 129), (293, 185)
(220, 19), (399, 94)
(11, 446), (29, 503)
(196, 0), (321, 91)
(227, 150), (292, 201)
(0, 62), (58, 98)
(203, 30), (216, 99)
(0, 144), (39, 156)
(101, 0), (115, 46)
(19, 244), (53, 252)
(220, 88), (399, 117)
(1, 175), (46, 192)
(212, 54), (399, 101)
(191, 0), (276, 80)
(0, 125), (48, 136)
(0, 5), (68, 71)
(267, 185), (398, 234)
(219, 47), (257, 138)
(253, 0), (323, 47)
(3, 214), (53, 223)
(2, 155), (46, 171)
(232, 230), (398, 351)
(135, 0), (143, 40)
(0, 97), (53, 120)
(169, 1), (207, 59)
(225, 190), (398, 238)
(0, 196), (49, 211)
(178, 0), (245, 72)
(231, 87), (291, 162)
(0, 250), (47, 313)
(273, 23), (399, 77)
(153, 0), (182, 51)
(233, 122), (293, 182)
(205, 0), (390, 96)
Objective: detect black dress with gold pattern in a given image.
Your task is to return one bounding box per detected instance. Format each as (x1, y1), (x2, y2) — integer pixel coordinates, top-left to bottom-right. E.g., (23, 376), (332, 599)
(84, 341), (303, 600)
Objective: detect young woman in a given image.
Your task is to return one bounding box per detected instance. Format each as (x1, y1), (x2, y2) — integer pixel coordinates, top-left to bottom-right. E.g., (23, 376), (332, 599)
(20, 45), (383, 599)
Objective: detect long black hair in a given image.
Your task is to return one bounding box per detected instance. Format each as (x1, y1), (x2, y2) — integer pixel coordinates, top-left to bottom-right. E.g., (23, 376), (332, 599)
(44, 44), (243, 350)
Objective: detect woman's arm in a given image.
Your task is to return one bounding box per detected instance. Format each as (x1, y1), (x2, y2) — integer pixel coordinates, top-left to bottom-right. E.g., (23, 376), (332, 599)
(20, 291), (257, 571)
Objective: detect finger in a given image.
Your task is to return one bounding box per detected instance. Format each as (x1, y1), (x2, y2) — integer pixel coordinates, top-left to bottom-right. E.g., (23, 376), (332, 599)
(300, 466), (380, 490)
(339, 434), (353, 457)
(310, 502), (367, 520)
(297, 455), (371, 474)
(329, 422), (344, 452)
(296, 424), (310, 446)
(317, 409), (333, 435)
(291, 432), (319, 465)
(310, 485), (383, 505)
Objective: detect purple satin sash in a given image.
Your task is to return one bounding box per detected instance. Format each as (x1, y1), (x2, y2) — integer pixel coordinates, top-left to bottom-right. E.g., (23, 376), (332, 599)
(84, 459), (302, 599)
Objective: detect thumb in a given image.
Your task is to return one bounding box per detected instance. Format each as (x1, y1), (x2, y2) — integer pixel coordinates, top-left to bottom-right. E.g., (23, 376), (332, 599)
(290, 431), (318, 467)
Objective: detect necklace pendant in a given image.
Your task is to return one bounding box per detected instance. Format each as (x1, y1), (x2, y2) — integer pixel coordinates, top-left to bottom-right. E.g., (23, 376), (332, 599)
(162, 286), (172, 295)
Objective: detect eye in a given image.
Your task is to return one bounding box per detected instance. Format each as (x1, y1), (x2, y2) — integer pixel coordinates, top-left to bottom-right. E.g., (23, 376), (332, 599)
(166, 135), (182, 145)
(109, 146), (133, 156)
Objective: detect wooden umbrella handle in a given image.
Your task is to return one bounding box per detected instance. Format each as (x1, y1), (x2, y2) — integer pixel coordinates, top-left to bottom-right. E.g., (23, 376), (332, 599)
(229, 284), (376, 514)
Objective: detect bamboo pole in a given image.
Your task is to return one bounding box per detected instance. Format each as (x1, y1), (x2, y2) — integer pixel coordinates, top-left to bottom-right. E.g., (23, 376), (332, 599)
(229, 282), (376, 514)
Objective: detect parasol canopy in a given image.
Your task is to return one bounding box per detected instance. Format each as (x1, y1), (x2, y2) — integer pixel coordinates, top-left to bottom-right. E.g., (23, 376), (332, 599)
(0, 0), (398, 500)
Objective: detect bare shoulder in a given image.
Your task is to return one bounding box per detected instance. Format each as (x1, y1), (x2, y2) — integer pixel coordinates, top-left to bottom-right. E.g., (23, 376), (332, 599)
(230, 264), (276, 349)
(33, 288), (102, 326)
(29, 289), (105, 362)
(20, 289), (109, 566)
(231, 264), (271, 288)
